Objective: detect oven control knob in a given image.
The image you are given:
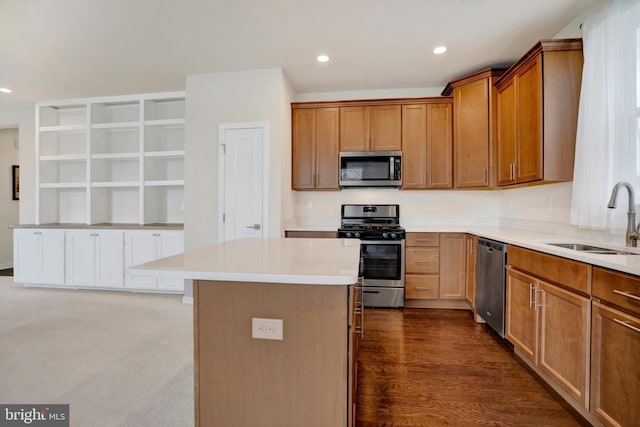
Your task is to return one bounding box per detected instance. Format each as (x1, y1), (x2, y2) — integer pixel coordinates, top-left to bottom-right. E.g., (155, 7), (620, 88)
(346, 232), (352, 238)
(382, 232), (388, 238)
(354, 232), (361, 238)
(391, 233), (397, 239)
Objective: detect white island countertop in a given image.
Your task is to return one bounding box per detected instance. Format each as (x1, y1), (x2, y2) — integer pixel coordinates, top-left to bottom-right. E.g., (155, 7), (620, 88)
(128, 237), (361, 285)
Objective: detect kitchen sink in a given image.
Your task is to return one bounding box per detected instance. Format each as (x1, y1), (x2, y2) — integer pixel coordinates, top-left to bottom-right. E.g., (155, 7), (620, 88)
(545, 242), (638, 255)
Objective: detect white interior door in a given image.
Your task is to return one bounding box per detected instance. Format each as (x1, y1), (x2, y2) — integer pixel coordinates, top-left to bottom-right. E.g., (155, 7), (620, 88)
(219, 124), (267, 242)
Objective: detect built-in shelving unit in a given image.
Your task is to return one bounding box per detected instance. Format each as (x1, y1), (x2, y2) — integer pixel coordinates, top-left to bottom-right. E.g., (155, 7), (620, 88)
(36, 92), (185, 225)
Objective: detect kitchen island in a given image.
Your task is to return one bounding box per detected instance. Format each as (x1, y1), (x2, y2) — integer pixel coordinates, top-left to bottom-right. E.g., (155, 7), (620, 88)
(129, 237), (361, 427)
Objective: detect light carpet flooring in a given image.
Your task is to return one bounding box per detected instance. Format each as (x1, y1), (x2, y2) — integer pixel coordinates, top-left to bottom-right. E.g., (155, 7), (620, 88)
(0, 277), (194, 427)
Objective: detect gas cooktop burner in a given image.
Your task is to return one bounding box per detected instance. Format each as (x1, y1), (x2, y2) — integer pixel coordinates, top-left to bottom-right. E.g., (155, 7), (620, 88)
(338, 203), (405, 240)
(340, 224), (403, 230)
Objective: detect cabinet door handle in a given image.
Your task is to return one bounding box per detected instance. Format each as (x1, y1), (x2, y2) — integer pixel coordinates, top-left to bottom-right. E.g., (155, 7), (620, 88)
(613, 289), (640, 302)
(414, 261), (433, 264)
(415, 286), (432, 291)
(535, 286), (543, 309)
(529, 283), (535, 308)
(415, 239), (433, 243)
(483, 168), (487, 184)
(613, 318), (640, 334)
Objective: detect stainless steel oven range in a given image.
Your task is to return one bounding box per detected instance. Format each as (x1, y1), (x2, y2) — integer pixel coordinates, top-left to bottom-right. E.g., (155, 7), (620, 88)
(338, 204), (405, 308)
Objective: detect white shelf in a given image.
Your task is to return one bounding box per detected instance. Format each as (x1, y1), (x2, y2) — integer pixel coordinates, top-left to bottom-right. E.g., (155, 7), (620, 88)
(144, 150), (184, 158)
(144, 180), (184, 187)
(144, 118), (185, 127)
(91, 153), (140, 160)
(37, 91), (185, 225)
(92, 181), (140, 188)
(91, 121), (140, 130)
(40, 154), (87, 161)
(40, 124), (87, 133)
(40, 182), (87, 189)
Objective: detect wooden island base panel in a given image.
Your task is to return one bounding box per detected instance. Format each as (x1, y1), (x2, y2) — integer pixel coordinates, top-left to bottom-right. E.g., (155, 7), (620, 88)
(128, 237), (361, 427)
(193, 280), (349, 427)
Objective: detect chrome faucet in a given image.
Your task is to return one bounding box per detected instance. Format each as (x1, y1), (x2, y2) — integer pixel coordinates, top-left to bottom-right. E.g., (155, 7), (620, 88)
(607, 181), (639, 247)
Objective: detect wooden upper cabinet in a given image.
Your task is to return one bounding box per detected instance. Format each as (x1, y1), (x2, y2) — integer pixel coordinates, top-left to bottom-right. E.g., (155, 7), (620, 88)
(401, 104), (428, 188)
(340, 106), (370, 152)
(291, 107), (339, 190)
(370, 105), (401, 151)
(340, 105), (401, 152)
(426, 103), (453, 189)
(495, 39), (583, 187)
(315, 108), (340, 189)
(443, 69), (506, 189)
(516, 56), (543, 183)
(292, 109), (316, 189)
(497, 80), (517, 186)
(401, 102), (453, 190)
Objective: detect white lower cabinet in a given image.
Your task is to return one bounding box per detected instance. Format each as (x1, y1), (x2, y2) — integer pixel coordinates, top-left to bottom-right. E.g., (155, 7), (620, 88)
(13, 228), (65, 285)
(14, 226), (183, 293)
(124, 230), (184, 291)
(65, 230), (124, 288)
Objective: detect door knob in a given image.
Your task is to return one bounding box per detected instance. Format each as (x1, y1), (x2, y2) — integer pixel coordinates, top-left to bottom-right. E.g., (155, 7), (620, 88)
(245, 224), (261, 230)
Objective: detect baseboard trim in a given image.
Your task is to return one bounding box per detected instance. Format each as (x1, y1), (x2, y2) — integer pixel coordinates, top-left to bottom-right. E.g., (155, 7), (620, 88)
(182, 296), (193, 305)
(0, 262), (13, 270)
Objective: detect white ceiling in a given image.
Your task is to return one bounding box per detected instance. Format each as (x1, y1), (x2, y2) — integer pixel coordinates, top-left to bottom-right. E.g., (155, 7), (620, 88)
(0, 0), (602, 110)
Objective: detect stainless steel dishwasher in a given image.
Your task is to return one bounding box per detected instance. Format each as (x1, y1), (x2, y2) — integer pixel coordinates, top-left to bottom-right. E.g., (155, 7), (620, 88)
(476, 238), (507, 337)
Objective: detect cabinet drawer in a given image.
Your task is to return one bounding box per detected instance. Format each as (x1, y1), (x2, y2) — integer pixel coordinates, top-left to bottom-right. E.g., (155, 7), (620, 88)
(406, 247), (439, 273)
(406, 233), (440, 247)
(406, 274), (439, 299)
(593, 267), (640, 317)
(508, 245), (590, 295)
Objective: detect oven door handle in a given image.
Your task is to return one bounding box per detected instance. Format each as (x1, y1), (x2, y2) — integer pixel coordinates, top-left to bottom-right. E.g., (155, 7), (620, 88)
(361, 240), (403, 245)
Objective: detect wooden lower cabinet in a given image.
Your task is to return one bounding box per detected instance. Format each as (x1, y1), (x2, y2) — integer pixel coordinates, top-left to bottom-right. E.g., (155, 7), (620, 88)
(194, 280), (355, 427)
(405, 233), (466, 303)
(439, 233), (465, 299)
(590, 266), (640, 427)
(464, 234), (477, 310)
(506, 268), (538, 362)
(405, 274), (439, 299)
(537, 281), (590, 407)
(506, 266), (590, 408)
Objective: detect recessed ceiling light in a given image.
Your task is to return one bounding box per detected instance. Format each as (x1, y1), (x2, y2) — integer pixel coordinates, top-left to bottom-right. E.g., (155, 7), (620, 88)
(433, 46), (447, 55)
(317, 55), (330, 63)
(0, 88), (12, 93)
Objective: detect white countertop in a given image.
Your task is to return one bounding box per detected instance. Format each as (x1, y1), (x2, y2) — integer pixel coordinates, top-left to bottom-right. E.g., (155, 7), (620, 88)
(284, 223), (640, 276)
(465, 226), (640, 276)
(128, 238), (361, 285)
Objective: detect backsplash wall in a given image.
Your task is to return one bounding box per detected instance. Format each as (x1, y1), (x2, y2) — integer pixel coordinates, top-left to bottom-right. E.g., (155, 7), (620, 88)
(291, 189), (502, 226)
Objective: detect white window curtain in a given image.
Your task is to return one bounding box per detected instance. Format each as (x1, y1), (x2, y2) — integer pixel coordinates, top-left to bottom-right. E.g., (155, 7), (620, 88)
(570, 0), (640, 230)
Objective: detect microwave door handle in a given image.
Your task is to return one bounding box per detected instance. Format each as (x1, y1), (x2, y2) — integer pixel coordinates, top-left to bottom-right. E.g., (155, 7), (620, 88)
(390, 157), (394, 180)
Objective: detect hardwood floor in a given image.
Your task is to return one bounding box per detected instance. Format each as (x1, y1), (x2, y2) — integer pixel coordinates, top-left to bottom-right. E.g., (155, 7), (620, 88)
(356, 309), (586, 427)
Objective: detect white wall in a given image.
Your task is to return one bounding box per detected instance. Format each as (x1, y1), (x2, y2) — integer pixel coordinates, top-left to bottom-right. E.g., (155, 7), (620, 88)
(0, 107), (34, 225)
(0, 128), (19, 268)
(292, 189), (502, 226)
(184, 68), (293, 251)
(280, 73), (296, 228)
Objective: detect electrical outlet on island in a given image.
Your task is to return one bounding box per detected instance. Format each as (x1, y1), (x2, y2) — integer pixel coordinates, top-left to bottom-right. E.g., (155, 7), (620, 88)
(251, 318), (283, 340)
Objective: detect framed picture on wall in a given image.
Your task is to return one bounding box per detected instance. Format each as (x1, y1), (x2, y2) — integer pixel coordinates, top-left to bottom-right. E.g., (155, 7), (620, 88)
(12, 165), (19, 200)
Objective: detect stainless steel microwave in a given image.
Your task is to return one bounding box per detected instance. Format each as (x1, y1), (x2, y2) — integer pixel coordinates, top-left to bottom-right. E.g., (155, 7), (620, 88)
(339, 151), (402, 188)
